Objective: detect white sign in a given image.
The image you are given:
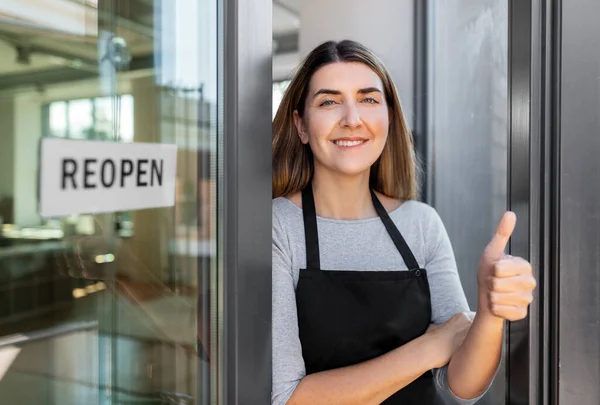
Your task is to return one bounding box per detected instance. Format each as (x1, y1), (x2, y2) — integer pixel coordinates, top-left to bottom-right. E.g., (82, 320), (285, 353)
(39, 138), (177, 218)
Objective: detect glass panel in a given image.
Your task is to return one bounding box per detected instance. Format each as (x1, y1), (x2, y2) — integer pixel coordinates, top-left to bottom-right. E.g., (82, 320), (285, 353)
(67, 99), (94, 140)
(118, 95), (134, 143)
(93, 97), (114, 141)
(273, 0), (508, 402)
(49, 102), (68, 138)
(0, 0), (221, 404)
(427, 1), (508, 404)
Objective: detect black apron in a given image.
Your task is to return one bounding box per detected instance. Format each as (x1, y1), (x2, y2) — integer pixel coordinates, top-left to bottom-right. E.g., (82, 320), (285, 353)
(295, 184), (443, 404)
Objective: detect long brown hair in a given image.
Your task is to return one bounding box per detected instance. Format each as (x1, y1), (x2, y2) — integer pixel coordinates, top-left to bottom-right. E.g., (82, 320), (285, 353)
(272, 40), (419, 200)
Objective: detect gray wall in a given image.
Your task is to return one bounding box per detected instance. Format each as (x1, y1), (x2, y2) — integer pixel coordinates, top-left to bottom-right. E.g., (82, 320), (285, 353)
(428, 0), (508, 314)
(427, 1), (508, 404)
(558, 0), (600, 403)
(298, 0), (415, 127)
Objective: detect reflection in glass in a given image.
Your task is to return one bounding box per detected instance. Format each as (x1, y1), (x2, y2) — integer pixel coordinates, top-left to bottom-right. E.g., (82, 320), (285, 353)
(67, 99), (93, 139)
(118, 95), (134, 143)
(49, 102), (67, 138)
(0, 0), (220, 404)
(93, 97), (114, 141)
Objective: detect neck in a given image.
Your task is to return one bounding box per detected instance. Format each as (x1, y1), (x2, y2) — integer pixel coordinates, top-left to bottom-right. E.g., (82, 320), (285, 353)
(311, 168), (376, 220)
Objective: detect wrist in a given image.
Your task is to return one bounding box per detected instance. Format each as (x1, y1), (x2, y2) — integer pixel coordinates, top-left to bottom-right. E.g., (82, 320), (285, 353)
(477, 285), (500, 320)
(474, 310), (505, 330)
(419, 331), (448, 370)
(475, 293), (506, 329)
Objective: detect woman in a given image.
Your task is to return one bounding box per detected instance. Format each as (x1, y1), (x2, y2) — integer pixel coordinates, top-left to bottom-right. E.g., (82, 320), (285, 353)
(272, 40), (536, 405)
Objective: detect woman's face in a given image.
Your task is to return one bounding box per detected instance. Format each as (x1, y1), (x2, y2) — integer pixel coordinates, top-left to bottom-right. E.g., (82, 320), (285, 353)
(294, 62), (390, 178)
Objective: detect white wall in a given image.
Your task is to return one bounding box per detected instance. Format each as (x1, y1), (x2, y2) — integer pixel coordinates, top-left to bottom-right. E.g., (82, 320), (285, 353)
(13, 93), (42, 227)
(297, 0), (415, 126)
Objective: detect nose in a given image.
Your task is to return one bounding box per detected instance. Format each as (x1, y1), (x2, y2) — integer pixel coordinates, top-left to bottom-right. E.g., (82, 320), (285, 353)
(339, 102), (363, 129)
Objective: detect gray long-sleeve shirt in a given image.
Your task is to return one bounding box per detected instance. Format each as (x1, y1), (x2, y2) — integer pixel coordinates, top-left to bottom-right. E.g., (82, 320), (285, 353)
(272, 197), (493, 404)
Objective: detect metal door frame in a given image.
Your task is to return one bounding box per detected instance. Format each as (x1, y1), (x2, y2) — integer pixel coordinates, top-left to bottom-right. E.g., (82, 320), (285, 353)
(413, 1), (561, 404)
(507, 1), (561, 404)
(220, 0), (273, 404)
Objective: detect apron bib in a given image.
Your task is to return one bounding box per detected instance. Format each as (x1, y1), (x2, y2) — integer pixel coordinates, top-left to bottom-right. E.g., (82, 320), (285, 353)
(295, 184), (444, 404)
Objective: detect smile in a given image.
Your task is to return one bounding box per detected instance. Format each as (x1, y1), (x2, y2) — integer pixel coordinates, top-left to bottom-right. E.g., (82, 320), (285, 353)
(332, 139), (368, 148)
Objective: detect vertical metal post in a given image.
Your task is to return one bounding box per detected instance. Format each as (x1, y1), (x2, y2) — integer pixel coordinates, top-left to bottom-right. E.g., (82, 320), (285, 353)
(508, 0), (562, 404)
(221, 0), (272, 403)
(507, 1), (533, 404)
(413, 0), (429, 202)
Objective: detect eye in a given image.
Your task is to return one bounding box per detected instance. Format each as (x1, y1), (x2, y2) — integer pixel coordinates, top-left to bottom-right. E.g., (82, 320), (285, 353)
(319, 99), (336, 107)
(362, 97), (379, 104)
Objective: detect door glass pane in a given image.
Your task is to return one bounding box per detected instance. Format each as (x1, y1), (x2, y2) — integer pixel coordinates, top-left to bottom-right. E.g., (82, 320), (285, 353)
(93, 97), (114, 141)
(68, 99), (94, 140)
(427, 1), (508, 404)
(273, 0), (508, 403)
(0, 0), (221, 404)
(49, 102), (68, 138)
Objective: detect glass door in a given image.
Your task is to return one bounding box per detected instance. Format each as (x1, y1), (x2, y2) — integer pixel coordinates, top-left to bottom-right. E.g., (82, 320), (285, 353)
(0, 0), (220, 404)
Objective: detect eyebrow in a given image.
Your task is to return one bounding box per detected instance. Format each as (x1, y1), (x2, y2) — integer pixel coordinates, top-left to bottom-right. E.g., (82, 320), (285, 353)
(312, 87), (382, 98)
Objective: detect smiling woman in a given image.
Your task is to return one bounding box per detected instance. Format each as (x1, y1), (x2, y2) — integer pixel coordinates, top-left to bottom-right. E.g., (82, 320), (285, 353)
(292, 64), (390, 180)
(271, 40), (536, 405)
(273, 40), (417, 202)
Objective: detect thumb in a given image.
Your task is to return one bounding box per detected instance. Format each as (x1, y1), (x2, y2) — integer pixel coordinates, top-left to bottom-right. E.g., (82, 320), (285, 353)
(484, 211), (517, 260)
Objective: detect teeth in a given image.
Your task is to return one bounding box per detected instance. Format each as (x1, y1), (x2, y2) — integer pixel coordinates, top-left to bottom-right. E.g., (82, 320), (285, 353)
(334, 140), (365, 147)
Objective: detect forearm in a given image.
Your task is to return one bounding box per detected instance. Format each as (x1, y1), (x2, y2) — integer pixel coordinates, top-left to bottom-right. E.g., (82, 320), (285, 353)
(446, 309), (504, 400)
(287, 334), (439, 405)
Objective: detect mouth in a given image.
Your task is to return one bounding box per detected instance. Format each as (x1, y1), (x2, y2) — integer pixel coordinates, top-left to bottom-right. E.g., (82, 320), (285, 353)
(331, 139), (369, 148)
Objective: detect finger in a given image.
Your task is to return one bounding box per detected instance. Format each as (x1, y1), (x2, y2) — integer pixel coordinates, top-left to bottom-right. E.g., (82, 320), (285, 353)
(490, 305), (528, 322)
(484, 212), (517, 260)
(493, 257), (533, 278)
(487, 274), (537, 293)
(489, 291), (534, 307)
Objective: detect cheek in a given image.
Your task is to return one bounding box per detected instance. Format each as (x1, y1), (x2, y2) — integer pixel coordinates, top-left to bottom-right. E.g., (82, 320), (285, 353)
(306, 111), (338, 141)
(362, 108), (389, 136)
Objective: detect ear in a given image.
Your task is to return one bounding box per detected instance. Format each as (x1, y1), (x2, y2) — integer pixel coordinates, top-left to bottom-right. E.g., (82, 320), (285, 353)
(293, 110), (309, 144)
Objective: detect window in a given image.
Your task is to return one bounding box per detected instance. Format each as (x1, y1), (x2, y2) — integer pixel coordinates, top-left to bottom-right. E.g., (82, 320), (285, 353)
(273, 79), (291, 119)
(43, 95), (134, 142)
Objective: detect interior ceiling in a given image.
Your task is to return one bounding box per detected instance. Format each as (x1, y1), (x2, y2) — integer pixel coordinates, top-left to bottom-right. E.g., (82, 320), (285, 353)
(0, 0), (299, 90)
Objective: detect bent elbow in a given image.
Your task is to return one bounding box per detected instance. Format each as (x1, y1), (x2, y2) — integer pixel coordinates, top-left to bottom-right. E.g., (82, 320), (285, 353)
(272, 378), (302, 405)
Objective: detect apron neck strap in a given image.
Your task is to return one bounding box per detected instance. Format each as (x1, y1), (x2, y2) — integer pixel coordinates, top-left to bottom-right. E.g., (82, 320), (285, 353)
(301, 183), (421, 271)
(369, 190), (420, 271)
(302, 184), (321, 269)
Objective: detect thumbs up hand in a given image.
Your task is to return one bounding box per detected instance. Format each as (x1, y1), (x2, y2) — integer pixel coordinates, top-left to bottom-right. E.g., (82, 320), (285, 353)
(477, 212), (537, 321)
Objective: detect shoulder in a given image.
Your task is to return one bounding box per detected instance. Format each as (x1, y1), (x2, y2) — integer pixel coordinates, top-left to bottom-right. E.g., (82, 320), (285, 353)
(389, 200), (447, 240)
(273, 196), (301, 219)
(272, 196), (303, 234)
(272, 197), (305, 262)
(376, 193), (439, 223)
(392, 199), (440, 221)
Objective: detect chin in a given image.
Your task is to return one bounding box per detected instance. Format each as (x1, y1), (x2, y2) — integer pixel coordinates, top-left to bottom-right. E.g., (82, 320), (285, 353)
(314, 156), (379, 179)
(332, 164), (374, 178)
